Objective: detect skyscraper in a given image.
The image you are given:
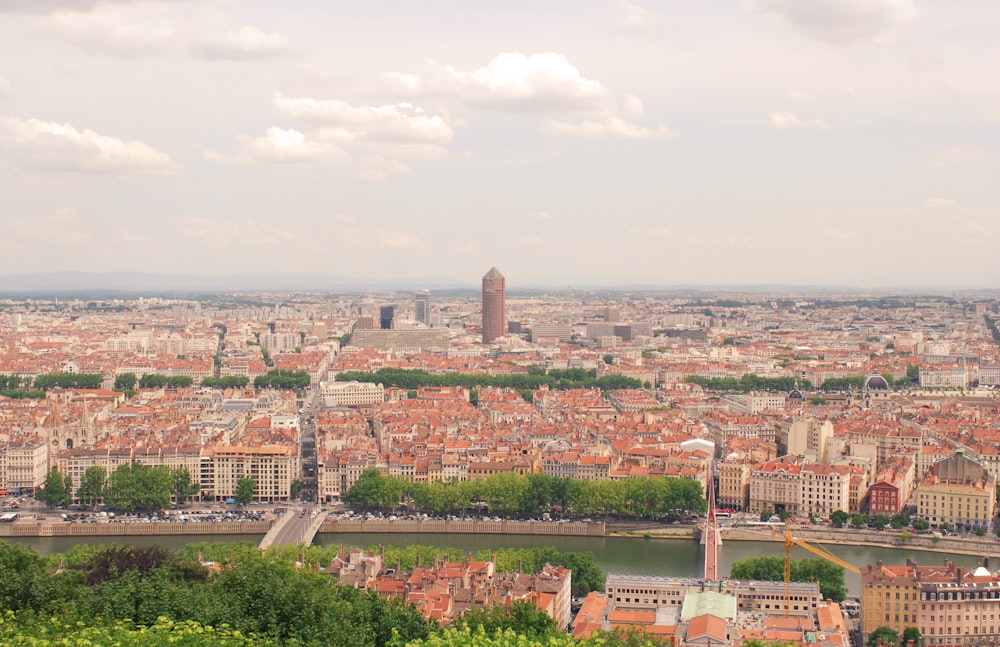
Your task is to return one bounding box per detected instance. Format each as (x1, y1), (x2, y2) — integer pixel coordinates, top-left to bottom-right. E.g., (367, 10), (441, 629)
(481, 267), (506, 343)
(415, 290), (430, 326)
(379, 305), (395, 330)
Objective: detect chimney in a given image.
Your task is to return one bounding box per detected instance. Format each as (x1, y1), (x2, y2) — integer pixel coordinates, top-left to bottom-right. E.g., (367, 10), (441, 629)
(415, 554), (421, 567)
(518, 558), (522, 575)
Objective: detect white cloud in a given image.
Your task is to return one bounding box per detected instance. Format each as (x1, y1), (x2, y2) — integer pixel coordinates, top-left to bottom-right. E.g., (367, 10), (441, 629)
(352, 156), (413, 182)
(770, 111), (829, 131)
(422, 52), (612, 114)
(0, 76), (12, 99)
(173, 216), (298, 248)
(912, 146), (989, 170)
(924, 197), (957, 209)
(622, 94), (645, 120)
(35, 4), (175, 58)
(5, 208), (93, 246)
(0, 115), (182, 176)
(376, 229), (421, 248)
(208, 127), (350, 165)
(615, 1), (657, 32)
(748, 0), (919, 45)
(546, 116), (678, 140)
(192, 26), (294, 61)
(273, 96), (453, 144)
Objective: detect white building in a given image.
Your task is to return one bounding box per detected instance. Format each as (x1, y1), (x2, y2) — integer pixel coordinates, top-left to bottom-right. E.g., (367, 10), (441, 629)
(322, 381), (385, 407)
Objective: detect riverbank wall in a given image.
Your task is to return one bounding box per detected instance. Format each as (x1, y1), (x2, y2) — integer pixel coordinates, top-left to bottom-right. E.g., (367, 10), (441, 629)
(721, 526), (1000, 559)
(318, 518), (604, 537)
(0, 520), (272, 538)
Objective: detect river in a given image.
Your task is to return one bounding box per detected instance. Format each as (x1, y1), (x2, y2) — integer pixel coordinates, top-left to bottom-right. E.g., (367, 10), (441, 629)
(4, 532), (987, 598)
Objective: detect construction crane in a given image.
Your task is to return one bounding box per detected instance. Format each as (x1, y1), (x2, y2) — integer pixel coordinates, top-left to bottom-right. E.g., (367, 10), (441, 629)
(774, 519), (860, 615)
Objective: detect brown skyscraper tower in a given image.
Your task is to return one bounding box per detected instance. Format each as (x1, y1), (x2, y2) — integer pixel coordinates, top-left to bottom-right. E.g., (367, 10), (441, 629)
(481, 266), (506, 343)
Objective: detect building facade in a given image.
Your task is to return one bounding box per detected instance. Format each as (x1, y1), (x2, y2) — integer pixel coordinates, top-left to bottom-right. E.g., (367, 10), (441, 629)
(481, 267), (506, 344)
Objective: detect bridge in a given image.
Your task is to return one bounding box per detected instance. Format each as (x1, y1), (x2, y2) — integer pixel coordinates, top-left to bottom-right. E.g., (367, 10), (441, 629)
(702, 469), (720, 581)
(259, 507), (328, 550)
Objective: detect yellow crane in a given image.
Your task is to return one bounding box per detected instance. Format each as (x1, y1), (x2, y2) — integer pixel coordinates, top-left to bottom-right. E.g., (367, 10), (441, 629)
(774, 519), (860, 615)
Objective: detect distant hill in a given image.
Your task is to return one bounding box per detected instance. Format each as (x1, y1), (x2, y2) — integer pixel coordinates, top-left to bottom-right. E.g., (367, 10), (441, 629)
(0, 272), (472, 295)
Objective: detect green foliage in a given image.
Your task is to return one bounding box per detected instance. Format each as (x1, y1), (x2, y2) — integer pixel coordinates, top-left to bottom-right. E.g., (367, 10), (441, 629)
(0, 374), (32, 389)
(105, 462), (173, 511)
(830, 510), (849, 527)
(868, 626), (898, 647)
(32, 372), (103, 391)
(254, 370), (311, 391)
(809, 397), (827, 405)
(730, 556), (847, 602)
(0, 615), (283, 647)
(335, 367), (641, 393)
(202, 376), (251, 389)
(344, 469), (706, 522)
(871, 514), (888, 529)
(403, 625), (667, 647)
(235, 476), (256, 506)
(290, 479), (305, 500)
(38, 467), (69, 507)
(139, 374), (194, 389)
(851, 514), (868, 528)
(911, 518), (929, 531)
(456, 600), (556, 638)
(820, 376), (867, 391)
(115, 372), (138, 391)
(890, 514), (909, 530)
(684, 374), (810, 392)
(172, 467), (201, 503)
(902, 626), (921, 645)
(760, 509), (774, 522)
(603, 354), (615, 365)
(0, 389), (45, 399)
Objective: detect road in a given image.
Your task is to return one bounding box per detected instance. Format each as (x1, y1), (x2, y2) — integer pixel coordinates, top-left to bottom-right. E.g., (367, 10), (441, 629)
(267, 507), (318, 547)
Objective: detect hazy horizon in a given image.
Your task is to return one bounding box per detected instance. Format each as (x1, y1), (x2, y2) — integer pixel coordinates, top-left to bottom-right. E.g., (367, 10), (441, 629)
(1, 1), (997, 289)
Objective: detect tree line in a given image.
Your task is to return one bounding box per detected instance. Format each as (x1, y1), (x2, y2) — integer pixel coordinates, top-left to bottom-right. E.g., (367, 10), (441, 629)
(730, 555), (847, 602)
(37, 464), (213, 510)
(343, 470), (706, 520)
(335, 368), (644, 394)
(684, 374), (810, 392)
(0, 540), (672, 647)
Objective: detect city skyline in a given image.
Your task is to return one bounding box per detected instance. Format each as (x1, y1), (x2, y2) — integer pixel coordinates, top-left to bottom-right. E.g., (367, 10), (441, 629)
(0, 1), (997, 289)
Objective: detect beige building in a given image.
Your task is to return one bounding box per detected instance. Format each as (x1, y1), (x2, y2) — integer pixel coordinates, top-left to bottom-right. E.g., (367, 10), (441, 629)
(786, 418), (834, 463)
(322, 380), (385, 407)
(748, 456), (802, 516)
(717, 458), (750, 510)
(915, 451), (996, 531)
(799, 463), (852, 518)
(203, 445), (299, 502)
(3, 442), (49, 493)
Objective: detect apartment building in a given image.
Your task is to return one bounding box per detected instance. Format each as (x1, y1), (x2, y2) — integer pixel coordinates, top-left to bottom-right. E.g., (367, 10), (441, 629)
(915, 451), (996, 530)
(3, 442), (49, 493)
(322, 381), (385, 407)
(202, 445), (298, 502)
(862, 558), (1000, 646)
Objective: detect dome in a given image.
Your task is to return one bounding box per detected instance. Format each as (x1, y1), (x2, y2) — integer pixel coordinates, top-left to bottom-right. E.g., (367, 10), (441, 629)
(974, 566), (992, 578)
(863, 374), (890, 391)
(787, 389), (803, 400)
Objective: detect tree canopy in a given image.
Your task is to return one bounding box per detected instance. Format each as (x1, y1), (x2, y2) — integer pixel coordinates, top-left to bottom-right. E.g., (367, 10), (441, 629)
(730, 555), (847, 602)
(33, 372), (104, 391)
(344, 469), (706, 521)
(335, 368), (642, 393)
(105, 462), (173, 511)
(684, 374), (810, 392)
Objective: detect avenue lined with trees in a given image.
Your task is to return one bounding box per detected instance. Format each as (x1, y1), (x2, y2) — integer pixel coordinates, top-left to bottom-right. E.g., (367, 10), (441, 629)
(343, 469), (707, 520)
(335, 368), (644, 396)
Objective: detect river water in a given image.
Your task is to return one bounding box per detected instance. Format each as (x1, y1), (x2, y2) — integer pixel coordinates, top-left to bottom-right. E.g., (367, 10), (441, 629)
(4, 532), (987, 597)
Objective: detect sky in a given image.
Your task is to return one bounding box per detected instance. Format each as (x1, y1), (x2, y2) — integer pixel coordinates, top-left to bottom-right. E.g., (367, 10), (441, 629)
(0, 0), (997, 289)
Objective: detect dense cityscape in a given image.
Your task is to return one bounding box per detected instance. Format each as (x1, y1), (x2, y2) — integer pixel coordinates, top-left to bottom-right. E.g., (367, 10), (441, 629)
(2, 271), (1000, 646)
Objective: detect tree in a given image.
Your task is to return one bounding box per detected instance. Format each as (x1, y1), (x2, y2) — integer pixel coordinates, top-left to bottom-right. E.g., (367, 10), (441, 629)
(902, 626), (921, 646)
(731, 556), (846, 602)
(456, 600), (557, 638)
(890, 514), (909, 530)
(911, 518), (930, 531)
(114, 372), (137, 392)
(868, 626), (898, 647)
(77, 465), (107, 506)
(871, 514), (888, 529)
(851, 513), (868, 528)
(235, 476), (255, 506)
(62, 474), (74, 507)
(290, 479), (305, 500)
(105, 462), (173, 511)
(603, 354), (614, 365)
(171, 467), (200, 503)
(830, 510), (849, 527)
(760, 509), (774, 522)
(37, 467), (68, 508)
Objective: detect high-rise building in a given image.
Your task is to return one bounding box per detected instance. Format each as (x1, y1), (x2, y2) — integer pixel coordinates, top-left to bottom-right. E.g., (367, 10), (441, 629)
(379, 305), (395, 330)
(482, 267), (506, 343)
(415, 290), (430, 326)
